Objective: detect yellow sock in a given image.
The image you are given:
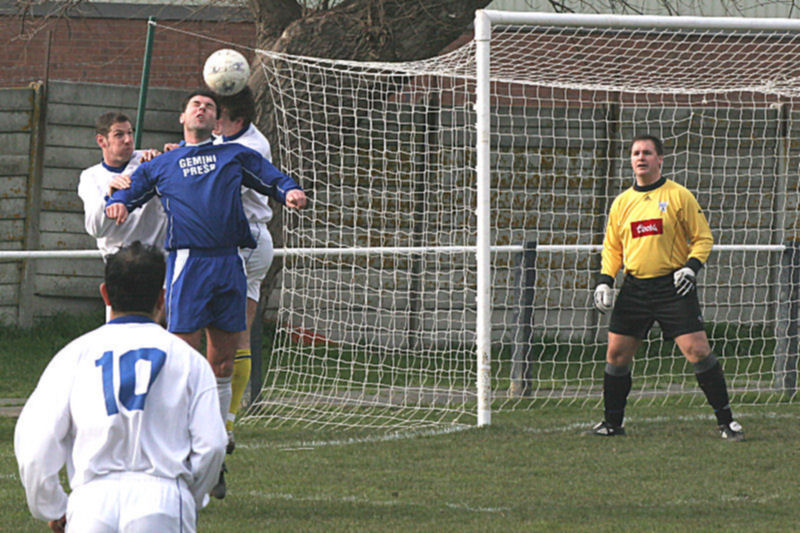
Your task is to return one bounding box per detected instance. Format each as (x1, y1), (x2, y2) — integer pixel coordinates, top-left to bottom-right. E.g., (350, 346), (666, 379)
(227, 349), (251, 432)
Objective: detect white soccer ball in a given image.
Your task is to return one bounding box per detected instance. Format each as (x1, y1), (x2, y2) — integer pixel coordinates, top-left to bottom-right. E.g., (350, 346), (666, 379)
(203, 49), (250, 96)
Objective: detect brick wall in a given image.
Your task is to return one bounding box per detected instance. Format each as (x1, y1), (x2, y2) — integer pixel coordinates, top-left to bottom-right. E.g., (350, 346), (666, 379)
(0, 6), (256, 89)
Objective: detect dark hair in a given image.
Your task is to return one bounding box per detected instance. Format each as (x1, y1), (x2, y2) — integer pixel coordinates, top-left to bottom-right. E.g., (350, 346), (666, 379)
(105, 241), (166, 314)
(95, 112), (132, 137)
(631, 134), (664, 156)
(181, 89), (220, 118)
(217, 86), (255, 127)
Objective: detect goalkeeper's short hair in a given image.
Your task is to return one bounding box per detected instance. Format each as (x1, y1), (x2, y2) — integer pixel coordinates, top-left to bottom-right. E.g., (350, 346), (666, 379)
(105, 241), (166, 314)
(630, 133), (664, 156)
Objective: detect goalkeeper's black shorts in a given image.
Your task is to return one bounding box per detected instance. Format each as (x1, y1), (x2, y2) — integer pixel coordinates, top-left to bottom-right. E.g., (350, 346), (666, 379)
(609, 272), (705, 340)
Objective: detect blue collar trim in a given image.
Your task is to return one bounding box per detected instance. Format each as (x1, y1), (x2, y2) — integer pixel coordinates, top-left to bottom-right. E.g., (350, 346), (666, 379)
(108, 314), (155, 325)
(101, 160), (128, 173)
(222, 126), (248, 143)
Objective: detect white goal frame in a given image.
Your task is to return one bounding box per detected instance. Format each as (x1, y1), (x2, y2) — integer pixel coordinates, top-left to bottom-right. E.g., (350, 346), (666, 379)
(473, 10), (800, 426)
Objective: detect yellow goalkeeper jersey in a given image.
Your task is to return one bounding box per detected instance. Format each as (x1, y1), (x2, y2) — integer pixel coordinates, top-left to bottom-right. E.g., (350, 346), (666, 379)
(601, 177), (713, 279)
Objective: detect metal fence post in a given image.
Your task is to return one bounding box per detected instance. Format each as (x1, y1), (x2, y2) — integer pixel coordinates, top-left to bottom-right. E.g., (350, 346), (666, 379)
(508, 241), (537, 397)
(775, 242), (799, 396)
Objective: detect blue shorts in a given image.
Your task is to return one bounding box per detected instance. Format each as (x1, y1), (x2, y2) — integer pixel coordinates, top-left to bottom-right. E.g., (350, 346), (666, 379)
(165, 248), (247, 333)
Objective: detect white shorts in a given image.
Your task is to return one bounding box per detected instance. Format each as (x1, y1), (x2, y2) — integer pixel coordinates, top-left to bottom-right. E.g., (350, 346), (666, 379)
(66, 472), (196, 533)
(238, 222), (274, 302)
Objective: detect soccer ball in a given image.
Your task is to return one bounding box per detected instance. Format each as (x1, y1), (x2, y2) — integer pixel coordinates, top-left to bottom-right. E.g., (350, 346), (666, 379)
(203, 49), (250, 96)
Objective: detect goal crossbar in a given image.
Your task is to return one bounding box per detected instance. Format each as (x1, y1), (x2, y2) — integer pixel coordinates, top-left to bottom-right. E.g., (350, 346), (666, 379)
(478, 10), (800, 32)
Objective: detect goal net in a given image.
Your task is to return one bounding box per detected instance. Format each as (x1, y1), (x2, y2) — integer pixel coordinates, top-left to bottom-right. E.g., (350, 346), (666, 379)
(244, 11), (800, 432)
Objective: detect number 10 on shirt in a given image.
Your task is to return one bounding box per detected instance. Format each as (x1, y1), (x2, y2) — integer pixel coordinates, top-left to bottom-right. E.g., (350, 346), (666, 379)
(96, 348), (166, 415)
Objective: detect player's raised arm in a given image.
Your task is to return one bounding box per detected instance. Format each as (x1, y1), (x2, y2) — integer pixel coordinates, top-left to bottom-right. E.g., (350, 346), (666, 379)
(238, 148), (305, 207)
(285, 188), (307, 209)
(105, 164), (158, 222)
(105, 203), (130, 225)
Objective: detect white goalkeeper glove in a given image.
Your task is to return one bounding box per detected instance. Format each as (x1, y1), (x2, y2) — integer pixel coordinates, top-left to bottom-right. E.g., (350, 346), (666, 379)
(593, 283), (614, 314)
(673, 267), (696, 296)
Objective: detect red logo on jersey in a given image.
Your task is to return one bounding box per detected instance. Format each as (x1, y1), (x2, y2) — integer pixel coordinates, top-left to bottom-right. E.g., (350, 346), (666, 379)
(631, 218), (663, 238)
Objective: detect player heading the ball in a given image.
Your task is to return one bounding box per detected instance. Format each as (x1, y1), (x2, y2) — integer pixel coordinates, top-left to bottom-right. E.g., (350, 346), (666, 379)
(105, 89), (306, 498)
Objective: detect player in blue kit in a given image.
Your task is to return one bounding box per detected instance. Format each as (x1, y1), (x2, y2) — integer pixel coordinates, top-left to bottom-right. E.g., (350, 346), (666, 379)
(106, 90), (306, 497)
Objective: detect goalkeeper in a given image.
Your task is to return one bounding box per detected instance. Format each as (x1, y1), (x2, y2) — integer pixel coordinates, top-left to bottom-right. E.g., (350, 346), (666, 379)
(591, 134), (743, 441)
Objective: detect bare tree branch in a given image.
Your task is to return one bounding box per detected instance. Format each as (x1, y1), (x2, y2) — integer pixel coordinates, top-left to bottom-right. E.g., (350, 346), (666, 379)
(247, 0), (303, 48)
(259, 0), (490, 61)
(11, 0), (82, 39)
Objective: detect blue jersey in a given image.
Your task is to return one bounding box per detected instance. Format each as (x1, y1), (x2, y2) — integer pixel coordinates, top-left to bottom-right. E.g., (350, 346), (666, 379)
(106, 140), (301, 250)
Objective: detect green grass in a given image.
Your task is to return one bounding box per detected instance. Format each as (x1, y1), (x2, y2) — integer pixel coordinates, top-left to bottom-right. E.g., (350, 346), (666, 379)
(2, 314), (799, 531)
(3, 407), (800, 532)
(0, 312), (104, 398)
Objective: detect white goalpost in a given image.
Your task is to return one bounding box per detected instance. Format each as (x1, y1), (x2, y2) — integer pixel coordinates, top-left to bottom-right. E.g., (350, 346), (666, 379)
(238, 10), (800, 432)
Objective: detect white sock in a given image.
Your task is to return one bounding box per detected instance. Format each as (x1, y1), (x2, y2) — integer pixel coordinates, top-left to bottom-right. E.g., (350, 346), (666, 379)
(216, 376), (233, 427)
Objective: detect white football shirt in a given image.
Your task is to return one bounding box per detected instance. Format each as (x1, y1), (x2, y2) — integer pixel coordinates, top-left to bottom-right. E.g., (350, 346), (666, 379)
(78, 151), (168, 258)
(216, 123), (274, 224)
(14, 315), (227, 521)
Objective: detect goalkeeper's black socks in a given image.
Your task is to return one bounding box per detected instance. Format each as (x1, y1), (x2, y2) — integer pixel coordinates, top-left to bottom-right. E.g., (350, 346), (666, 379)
(694, 354), (734, 426)
(603, 363), (632, 428)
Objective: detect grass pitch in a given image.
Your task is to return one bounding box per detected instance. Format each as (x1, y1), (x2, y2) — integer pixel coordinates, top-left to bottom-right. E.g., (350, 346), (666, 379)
(1, 314), (798, 532)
